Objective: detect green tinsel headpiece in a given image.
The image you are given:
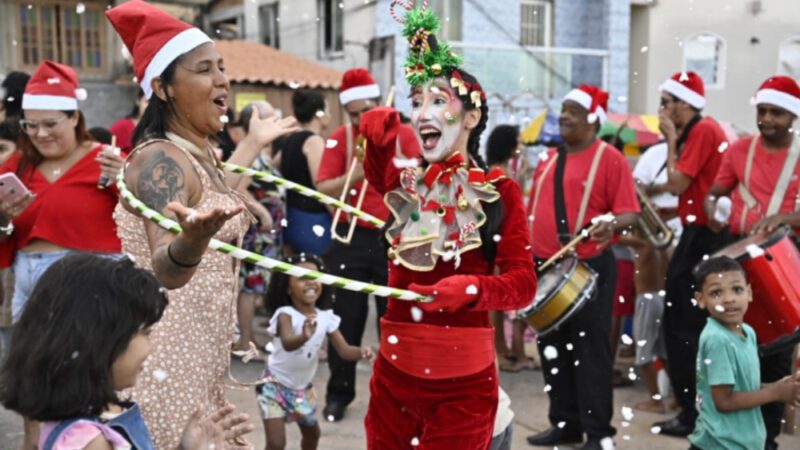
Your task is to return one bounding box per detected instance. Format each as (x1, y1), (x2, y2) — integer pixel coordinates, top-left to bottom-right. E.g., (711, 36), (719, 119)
(394, 4), (463, 87)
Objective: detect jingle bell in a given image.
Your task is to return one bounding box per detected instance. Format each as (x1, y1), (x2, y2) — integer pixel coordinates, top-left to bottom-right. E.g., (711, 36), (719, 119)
(457, 195), (469, 210)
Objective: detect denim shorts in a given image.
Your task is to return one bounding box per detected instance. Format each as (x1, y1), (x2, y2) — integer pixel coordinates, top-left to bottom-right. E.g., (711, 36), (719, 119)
(11, 250), (71, 323)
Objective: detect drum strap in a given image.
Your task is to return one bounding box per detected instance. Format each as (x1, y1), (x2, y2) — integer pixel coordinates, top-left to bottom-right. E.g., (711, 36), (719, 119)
(530, 153), (558, 237)
(575, 143), (607, 236)
(738, 136), (760, 231)
(767, 133), (800, 216)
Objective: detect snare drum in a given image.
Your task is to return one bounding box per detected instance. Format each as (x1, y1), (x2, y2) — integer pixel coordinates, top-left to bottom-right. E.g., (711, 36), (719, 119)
(518, 256), (597, 337)
(712, 226), (800, 344)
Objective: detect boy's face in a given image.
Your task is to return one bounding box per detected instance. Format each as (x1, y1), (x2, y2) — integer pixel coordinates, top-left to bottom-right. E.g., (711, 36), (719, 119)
(696, 270), (752, 332)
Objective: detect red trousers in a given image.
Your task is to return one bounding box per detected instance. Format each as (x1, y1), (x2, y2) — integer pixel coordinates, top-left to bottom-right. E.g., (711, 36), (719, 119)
(365, 355), (498, 449)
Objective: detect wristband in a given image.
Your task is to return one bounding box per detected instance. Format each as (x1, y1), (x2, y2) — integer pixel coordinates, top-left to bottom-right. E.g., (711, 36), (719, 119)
(167, 242), (201, 268)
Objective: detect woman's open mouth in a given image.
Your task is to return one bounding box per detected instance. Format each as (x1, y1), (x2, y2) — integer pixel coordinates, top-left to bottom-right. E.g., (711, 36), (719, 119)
(212, 95), (228, 113)
(419, 125), (442, 151)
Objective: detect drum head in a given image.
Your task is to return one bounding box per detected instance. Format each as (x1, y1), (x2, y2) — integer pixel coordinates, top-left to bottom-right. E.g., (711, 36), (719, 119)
(535, 256), (577, 304)
(713, 226), (790, 262)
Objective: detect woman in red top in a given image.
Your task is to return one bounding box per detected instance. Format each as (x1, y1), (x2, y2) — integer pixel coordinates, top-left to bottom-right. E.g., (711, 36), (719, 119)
(358, 6), (536, 449)
(0, 61), (124, 450)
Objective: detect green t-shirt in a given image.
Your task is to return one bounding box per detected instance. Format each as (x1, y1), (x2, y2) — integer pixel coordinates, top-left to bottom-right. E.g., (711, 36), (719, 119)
(689, 318), (764, 450)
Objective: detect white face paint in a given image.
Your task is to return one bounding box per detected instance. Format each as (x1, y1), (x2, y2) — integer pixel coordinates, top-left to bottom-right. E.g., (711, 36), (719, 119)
(410, 78), (468, 163)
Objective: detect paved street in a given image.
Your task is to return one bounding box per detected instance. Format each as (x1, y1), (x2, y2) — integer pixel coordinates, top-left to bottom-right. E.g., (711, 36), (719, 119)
(3, 307), (799, 449)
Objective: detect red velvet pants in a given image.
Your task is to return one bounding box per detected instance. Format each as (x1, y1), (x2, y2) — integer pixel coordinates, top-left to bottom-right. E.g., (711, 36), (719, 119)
(365, 355), (498, 449)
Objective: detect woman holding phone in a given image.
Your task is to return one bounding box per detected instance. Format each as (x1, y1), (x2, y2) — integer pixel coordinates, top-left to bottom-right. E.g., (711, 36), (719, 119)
(0, 61), (125, 449)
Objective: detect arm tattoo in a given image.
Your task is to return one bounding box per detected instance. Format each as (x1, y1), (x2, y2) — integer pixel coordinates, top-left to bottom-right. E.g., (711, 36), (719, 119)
(138, 149), (186, 213)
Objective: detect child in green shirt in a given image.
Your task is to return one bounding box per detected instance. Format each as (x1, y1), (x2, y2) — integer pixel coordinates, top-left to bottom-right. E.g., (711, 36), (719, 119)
(689, 256), (800, 450)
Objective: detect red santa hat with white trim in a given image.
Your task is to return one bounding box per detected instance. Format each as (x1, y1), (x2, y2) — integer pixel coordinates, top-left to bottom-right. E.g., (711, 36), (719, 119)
(752, 76), (800, 118)
(563, 84), (609, 124)
(106, 0), (212, 100)
(339, 69), (381, 105)
(660, 71), (706, 109)
(22, 60), (86, 110)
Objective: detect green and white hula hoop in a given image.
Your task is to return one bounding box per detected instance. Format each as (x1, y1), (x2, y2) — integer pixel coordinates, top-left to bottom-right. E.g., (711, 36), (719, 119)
(222, 162), (386, 228)
(116, 175), (425, 302)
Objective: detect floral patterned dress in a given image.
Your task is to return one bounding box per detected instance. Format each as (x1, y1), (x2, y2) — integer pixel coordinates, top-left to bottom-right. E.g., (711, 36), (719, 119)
(114, 137), (250, 449)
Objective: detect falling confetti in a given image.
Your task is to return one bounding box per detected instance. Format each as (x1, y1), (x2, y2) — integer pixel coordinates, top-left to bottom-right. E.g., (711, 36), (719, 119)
(704, 358), (713, 365)
(71, 351), (79, 359)
(566, 343), (574, 351)
(543, 384), (552, 392)
(621, 334), (633, 345)
(600, 437), (614, 450)
(312, 225), (325, 237)
(393, 157), (420, 169)
(76, 3), (85, 14)
(492, 234), (501, 242)
(714, 305), (725, 312)
(651, 426), (662, 434)
(280, 218), (288, 227)
(411, 437), (420, 446)
(543, 345), (558, 360)
(410, 306), (423, 322)
(637, 339), (648, 347)
(326, 139), (338, 148)
(640, 46), (649, 53)
(153, 369), (168, 382)
(686, 214), (697, 223)
(557, 421), (566, 429)
(718, 142), (729, 153)
(550, 367), (559, 375)
(220, 115), (229, 124)
(465, 284), (478, 295)
(387, 335), (399, 344)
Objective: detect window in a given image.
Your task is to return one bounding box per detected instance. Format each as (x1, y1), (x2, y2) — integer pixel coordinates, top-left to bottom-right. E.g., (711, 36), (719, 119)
(318, 0), (344, 56)
(432, 0), (463, 41)
(520, 0), (552, 47)
(260, 2), (280, 49)
(778, 37), (800, 81)
(683, 32), (726, 89)
(17, 1), (107, 73)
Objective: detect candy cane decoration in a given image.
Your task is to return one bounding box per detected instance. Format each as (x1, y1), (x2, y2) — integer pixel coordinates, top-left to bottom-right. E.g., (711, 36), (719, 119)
(222, 161), (386, 228)
(116, 175), (426, 302)
(390, 0), (428, 24)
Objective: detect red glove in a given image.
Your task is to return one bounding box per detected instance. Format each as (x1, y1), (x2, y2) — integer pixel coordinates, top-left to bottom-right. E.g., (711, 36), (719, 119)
(410, 275), (481, 313)
(360, 107), (400, 149)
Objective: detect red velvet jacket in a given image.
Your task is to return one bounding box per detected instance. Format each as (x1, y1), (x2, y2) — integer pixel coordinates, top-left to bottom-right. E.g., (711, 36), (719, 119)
(362, 110), (537, 329)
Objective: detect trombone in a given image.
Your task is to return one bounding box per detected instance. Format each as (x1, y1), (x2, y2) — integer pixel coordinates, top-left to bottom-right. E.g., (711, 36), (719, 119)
(331, 86), (396, 244)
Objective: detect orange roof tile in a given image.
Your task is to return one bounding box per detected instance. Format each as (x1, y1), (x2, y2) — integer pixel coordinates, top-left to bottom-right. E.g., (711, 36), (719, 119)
(215, 40), (342, 89)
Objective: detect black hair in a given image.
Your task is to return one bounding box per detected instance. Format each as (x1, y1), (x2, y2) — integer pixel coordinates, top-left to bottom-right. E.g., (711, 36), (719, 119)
(1, 71), (31, 121)
(0, 119), (19, 142)
(291, 89), (326, 124)
(0, 253), (168, 421)
(443, 67), (503, 262)
(486, 124), (519, 166)
(127, 88), (146, 119)
(693, 256), (746, 292)
(265, 253), (332, 317)
(132, 57), (182, 147)
(89, 127), (112, 145)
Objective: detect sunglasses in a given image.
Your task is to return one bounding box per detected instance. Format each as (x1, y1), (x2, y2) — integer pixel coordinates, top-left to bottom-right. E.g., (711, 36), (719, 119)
(19, 115), (69, 135)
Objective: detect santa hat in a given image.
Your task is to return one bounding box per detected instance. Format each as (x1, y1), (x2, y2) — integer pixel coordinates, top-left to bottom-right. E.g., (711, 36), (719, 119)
(563, 84), (609, 124)
(22, 60), (86, 110)
(752, 76), (800, 117)
(339, 69), (380, 105)
(660, 71), (706, 109)
(106, 0), (212, 99)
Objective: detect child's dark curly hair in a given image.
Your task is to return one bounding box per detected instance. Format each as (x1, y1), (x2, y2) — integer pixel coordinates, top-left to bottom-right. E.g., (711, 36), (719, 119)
(265, 253), (332, 317)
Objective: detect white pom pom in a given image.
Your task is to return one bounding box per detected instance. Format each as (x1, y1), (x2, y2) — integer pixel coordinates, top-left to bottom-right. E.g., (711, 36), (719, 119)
(587, 112), (598, 124)
(74, 88), (87, 101)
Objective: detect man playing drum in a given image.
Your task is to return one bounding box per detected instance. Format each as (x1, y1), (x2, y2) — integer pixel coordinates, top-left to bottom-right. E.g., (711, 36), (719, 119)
(653, 71), (729, 438)
(704, 75), (800, 450)
(526, 85), (639, 449)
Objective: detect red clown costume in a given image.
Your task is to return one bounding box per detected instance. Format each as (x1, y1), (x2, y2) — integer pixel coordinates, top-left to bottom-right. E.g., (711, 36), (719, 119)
(358, 4), (537, 449)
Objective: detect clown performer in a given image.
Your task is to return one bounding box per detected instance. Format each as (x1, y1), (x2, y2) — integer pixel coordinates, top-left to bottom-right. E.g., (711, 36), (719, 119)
(358, 4), (537, 448)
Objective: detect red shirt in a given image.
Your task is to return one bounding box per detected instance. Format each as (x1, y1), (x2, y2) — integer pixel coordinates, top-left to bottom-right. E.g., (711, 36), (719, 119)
(109, 118), (136, 153)
(316, 123), (420, 228)
(0, 145), (122, 268)
(714, 135), (799, 235)
(528, 140), (640, 260)
(674, 117), (726, 226)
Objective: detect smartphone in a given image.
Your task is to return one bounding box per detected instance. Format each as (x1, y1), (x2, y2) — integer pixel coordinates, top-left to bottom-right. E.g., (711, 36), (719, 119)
(0, 172), (31, 203)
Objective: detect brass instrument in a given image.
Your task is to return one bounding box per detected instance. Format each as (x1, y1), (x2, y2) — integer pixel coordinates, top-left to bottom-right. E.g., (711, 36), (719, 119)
(331, 86), (396, 244)
(636, 183), (674, 249)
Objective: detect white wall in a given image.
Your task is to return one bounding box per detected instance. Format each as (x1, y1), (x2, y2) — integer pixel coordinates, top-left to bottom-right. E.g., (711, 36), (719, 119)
(629, 0), (800, 132)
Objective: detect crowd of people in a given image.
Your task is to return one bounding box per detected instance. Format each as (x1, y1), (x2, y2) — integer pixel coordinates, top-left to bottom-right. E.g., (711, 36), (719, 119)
(0, 1), (798, 450)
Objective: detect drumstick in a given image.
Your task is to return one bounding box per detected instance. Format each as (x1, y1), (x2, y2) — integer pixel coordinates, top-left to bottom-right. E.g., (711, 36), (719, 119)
(538, 212), (617, 271)
(539, 222), (602, 271)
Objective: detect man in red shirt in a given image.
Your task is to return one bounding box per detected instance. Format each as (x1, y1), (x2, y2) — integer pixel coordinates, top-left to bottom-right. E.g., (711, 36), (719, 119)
(527, 85), (639, 448)
(315, 68), (420, 422)
(704, 75), (800, 450)
(654, 71), (728, 437)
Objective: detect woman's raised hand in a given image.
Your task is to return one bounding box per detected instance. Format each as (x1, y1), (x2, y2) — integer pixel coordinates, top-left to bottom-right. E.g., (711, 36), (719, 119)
(245, 113), (300, 148)
(167, 202), (245, 244)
